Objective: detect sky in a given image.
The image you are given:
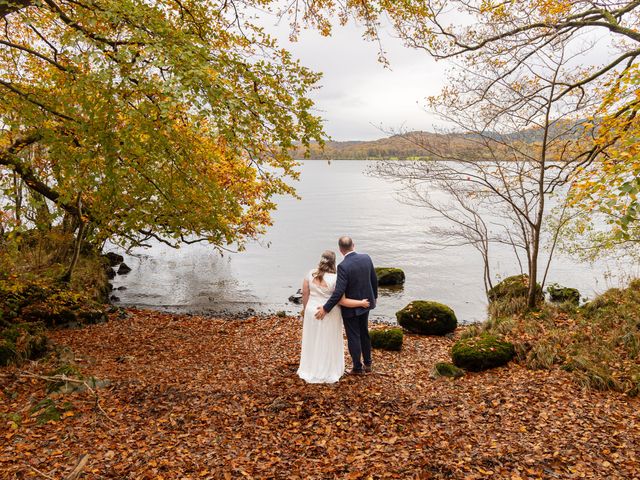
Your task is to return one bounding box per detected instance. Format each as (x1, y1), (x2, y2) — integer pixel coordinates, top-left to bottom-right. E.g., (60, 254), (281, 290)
(263, 17), (448, 141)
(259, 12), (616, 142)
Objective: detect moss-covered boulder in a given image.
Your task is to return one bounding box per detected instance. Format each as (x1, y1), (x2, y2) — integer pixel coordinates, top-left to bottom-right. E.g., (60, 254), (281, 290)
(0, 322), (48, 366)
(0, 280), (52, 324)
(370, 328), (403, 351)
(21, 290), (107, 328)
(451, 334), (515, 371)
(432, 362), (465, 378)
(488, 274), (543, 302)
(103, 252), (124, 267)
(375, 267), (405, 286)
(29, 398), (73, 425)
(396, 301), (457, 336)
(547, 283), (580, 305)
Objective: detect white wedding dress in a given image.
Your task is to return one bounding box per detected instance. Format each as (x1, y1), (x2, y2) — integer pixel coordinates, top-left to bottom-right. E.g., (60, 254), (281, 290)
(297, 271), (345, 383)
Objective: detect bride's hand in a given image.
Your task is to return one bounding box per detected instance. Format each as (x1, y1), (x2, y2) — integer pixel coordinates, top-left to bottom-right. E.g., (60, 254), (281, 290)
(361, 299), (370, 308)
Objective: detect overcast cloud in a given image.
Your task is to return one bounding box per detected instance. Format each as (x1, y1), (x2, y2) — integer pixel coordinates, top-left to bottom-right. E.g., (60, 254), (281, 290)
(261, 14), (615, 142)
(263, 18), (447, 141)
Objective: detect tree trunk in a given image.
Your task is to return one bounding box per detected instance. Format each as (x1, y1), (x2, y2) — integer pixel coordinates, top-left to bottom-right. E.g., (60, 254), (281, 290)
(12, 172), (22, 226)
(61, 195), (86, 283)
(527, 226), (541, 309)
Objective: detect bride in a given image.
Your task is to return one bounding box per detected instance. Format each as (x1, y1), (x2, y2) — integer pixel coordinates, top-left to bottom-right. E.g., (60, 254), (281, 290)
(297, 250), (370, 383)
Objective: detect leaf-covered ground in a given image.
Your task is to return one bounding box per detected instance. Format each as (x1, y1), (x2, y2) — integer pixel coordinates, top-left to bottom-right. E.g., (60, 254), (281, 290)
(1, 309), (639, 479)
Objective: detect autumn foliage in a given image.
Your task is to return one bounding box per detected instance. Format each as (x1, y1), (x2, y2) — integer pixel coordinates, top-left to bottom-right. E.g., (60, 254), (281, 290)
(1, 310), (639, 478)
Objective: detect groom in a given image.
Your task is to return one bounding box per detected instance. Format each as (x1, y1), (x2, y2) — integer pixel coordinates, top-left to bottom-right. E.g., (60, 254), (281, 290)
(315, 236), (378, 375)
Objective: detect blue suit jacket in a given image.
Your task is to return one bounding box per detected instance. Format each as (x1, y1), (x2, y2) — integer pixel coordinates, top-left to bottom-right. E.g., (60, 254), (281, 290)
(323, 252), (378, 318)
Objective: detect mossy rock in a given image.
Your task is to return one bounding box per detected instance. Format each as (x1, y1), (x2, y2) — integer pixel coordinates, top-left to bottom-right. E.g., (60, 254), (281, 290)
(0, 322), (48, 366)
(451, 334), (515, 371)
(432, 362), (465, 378)
(46, 364), (83, 393)
(547, 283), (580, 306)
(375, 267), (405, 286)
(21, 290), (107, 328)
(30, 398), (73, 425)
(370, 328), (403, 351)
(0, 280), (53, 322)
(488, 274), (543, 302)
(396, 301), (457, 336)
(103, 252), (124, 267)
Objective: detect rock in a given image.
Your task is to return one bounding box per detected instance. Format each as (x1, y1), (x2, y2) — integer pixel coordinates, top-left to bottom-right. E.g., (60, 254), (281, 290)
(370, 328), (403, 351)
(106, 267), (116, 279)
(77, 308), (108, 324)
(451, 334), (515, 371)
(117, 263), (132, 275)
(267, 397), (290, 412)
(30, 398), (71, 424)
(116, 286), (127, 291)
(103, 252), (124, 267)
(488, 274), (543, 303)
(396, 301), (457, 336)
(110, 295), (120, 302)
(21, 304), (74, 326)
(432, 362), (465, 378)
(375, 267), (406, 286)
(288, 289), (303, 304)
(45, 363), (111, 394)
(547, 283), (580, 305)
(0, 280), (52, 322)
(21, 291), (108, 328)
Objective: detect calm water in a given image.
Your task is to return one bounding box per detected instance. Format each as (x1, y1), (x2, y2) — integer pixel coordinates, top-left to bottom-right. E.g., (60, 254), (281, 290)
(109, 160), (637, 323)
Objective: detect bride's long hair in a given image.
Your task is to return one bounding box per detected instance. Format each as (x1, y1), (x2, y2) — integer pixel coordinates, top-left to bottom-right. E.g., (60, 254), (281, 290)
(313, 250), (336, 283)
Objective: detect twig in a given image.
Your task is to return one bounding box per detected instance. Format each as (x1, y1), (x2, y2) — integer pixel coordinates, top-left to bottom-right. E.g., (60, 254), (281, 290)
(18, 373), (118, 425)
(26, 464), (56, 480)
(65, 454), (90, 480)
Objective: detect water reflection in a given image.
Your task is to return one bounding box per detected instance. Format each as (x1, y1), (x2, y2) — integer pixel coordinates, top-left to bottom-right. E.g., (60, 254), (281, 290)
(110, 160), (637, 323)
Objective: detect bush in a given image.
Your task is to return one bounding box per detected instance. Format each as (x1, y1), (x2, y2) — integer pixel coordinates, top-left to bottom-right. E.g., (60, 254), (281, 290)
(547, 283), (580, 305)
(487, 274), (543, 317)
(451, 334), (515, 371)
(396, 301), (457, 336)
(432, 362), (465, 378)
(370, 328), (403, 351)
(0, 322), (48, 366)
(21, 290), (107, 328)
(0, 279), (53, 324)
(375, 267), (405, 286)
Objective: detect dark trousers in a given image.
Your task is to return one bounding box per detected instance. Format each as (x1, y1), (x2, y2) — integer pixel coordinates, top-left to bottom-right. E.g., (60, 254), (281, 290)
(343, 312), (371, 371)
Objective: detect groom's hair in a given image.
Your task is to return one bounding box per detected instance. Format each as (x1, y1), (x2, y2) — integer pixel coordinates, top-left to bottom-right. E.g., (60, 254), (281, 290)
(338, 236), (354, 251)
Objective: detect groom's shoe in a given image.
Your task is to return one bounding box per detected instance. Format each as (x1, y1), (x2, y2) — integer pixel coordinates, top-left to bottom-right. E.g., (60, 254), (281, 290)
(347, 368), (365, 376)
(364, 364), (372, 374)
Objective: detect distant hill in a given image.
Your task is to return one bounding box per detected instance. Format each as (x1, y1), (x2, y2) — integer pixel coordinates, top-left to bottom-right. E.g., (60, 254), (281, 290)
(292, 126), (574, 160)
(292, 131), (480, 160)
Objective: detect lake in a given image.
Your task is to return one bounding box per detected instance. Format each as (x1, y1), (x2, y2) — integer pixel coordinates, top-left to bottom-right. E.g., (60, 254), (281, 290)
(109, 160), (637, 323)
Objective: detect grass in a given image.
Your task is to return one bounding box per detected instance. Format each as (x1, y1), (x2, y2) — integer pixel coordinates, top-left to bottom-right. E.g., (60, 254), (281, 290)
(474, 279), (640, 396)
(0, 227), (109, 303)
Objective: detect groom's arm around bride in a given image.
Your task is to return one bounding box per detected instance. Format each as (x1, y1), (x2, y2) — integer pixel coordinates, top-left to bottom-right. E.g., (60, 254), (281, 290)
(316, 236), (378, 374)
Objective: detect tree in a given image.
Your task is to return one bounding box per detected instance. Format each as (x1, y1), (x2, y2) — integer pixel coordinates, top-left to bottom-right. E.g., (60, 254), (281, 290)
(373, 37), (597, 309)
(378, 0), (640, 252)
(0, 0), (324, 279)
